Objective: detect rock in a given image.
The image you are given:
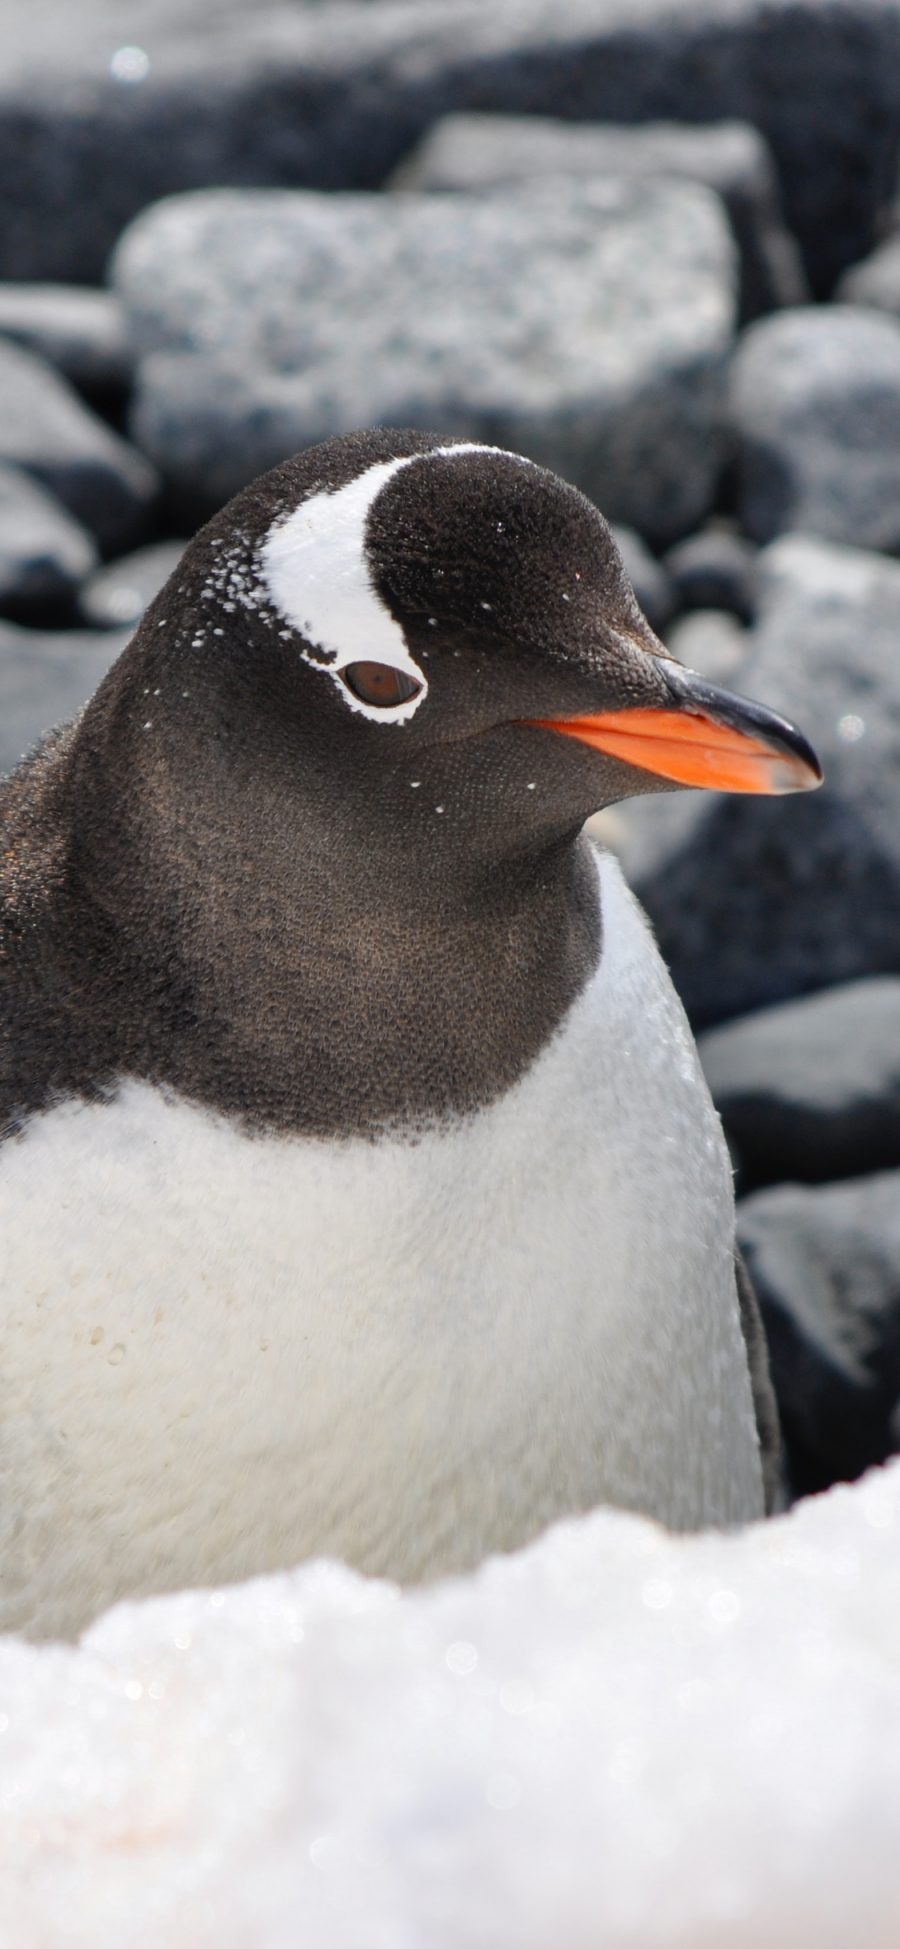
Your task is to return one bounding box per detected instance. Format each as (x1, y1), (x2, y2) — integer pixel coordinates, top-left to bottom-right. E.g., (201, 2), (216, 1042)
(1, 0), (899, 293)
(728, 305), (900, 550)
(0, 286), (131, 395)
(837, 229), (900, 319)
(0, 464), (98, 616)
(663, 522), (759, 620)
(610, 525), (676, 633)
(79, 540), (186, 629)
(0, 621), (130, 777)
(617, 534), (900, 1027)
(0, 338), (158, 555)
(699, 978), (900, 1185)
(664, 609), (750, 687)
(393, 113), (808, 320)
(738, 1174), (900, 1496)
(114, 179), (736, 543)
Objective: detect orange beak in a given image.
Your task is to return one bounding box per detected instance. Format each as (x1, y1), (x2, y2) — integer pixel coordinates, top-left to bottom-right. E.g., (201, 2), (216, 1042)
(530, 670), (822, 796)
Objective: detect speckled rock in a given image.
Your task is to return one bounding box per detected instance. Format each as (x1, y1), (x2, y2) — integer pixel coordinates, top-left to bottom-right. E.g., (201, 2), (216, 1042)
(0, 464), (98, 615)
(700, 978), (900, 1185)
(663, 523), (759, 621)
(79, 540), (186, 629)
(0, 338), (158, 553)
(114, 179), (736, 542)
(0, 286), (131, 394)
(738, 1173), (900, 1496)
(728, 306), (900, 550)
(0, 622), (130, 777)
(393, 113), (808, 320)
(618, 534), (900, 1027)
(1, 0), (899, 292)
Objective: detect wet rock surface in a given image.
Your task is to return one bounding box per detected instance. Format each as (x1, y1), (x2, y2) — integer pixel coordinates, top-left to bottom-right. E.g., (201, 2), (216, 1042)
(699, 979), (900, 1187)
(739, 1175), (900, 1496)
(1, 0), (900, 1633)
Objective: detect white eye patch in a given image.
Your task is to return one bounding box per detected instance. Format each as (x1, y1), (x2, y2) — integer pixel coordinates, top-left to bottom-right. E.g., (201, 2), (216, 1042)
(258, 444), (511, 725)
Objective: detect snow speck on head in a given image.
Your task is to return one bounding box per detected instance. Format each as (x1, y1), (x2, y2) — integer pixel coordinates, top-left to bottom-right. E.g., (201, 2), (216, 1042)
(2, 1464), (900, 1945)
(259, 456), (430, 726)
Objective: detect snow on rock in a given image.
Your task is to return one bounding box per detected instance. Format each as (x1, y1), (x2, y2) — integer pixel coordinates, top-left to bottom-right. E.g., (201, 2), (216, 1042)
(3, 1464), (900, 1946)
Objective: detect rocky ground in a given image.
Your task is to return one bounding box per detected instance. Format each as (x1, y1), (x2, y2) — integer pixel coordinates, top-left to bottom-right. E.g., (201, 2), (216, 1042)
(4, 0), (900, 1505)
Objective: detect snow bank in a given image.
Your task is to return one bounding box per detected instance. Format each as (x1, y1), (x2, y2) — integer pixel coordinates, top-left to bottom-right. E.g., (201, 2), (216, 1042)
(2, 1462), (900, 1947)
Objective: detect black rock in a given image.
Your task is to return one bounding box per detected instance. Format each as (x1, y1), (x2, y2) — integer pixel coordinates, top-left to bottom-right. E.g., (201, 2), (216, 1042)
(393, 113), (808, 320)
(0, 286), (131, 395)
(699, 979), (900, 1185)
(0, 463), (98, 616)
(738, 1173), (900, 1497)
(663, 523), (759, 621)
(0, 338), (158, 554)
(0, 621), (130, 778)
(837, 229), (900, 320)
(610, 526), (677, 634)
(617, 534), (900, 1027)
(727, 305), (900, 551)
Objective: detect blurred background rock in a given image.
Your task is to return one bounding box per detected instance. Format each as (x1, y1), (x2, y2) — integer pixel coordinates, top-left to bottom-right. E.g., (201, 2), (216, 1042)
(3, 0), (900, 1502)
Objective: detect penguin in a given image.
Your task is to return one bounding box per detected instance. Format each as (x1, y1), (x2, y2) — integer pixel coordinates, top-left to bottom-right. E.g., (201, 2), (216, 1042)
(0, 429), (821, 1640)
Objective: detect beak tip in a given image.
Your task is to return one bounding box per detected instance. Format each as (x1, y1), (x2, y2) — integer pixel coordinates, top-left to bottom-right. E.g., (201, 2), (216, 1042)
(776, 732), (823, 796)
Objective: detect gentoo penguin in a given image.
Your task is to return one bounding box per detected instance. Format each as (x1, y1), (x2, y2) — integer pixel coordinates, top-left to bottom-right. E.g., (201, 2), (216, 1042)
(0, 429), (820, 1639)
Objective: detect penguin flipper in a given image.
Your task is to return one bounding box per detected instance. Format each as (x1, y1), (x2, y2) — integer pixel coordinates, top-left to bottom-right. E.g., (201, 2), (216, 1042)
(734, 1244), (783, 1515)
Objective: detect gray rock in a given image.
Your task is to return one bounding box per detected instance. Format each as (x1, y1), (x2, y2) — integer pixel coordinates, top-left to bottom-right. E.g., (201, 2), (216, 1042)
(663, 523), (759, 621)
(700, 979), (900, 1185)
(0, 622), (130, 778)
(728, 305), (900, 551)
(393, 113), (808, 320)
(618, 534), (900, 1027)
(837, 230), (900, 320)
(114, 179), (736, 544)
(610, 526), (676, 634)
(0, 286), (131, 394)
(738, 1173), (900, 1496)
(79, 540), (186, 629)
(0, 338), (158, 554)
(664, 609), (750, 687)
(0, 464), (98, 614)
(1, 0), (899, 293)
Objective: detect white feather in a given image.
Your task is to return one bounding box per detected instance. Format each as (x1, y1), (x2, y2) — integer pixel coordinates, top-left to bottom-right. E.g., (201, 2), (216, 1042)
(258, 444), (512, 724)
(0, 852), (762, 1639)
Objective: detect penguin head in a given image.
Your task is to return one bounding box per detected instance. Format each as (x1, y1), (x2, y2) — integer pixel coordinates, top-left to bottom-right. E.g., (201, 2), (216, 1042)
(114, 430), (821, 859)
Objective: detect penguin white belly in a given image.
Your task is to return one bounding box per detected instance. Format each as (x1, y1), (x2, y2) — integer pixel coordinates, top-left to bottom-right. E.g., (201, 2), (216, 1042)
(0, 852), (762, 1638)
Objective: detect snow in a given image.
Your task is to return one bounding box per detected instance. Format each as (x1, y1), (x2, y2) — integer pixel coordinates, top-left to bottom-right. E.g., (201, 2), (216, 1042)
(3, 1464), (900, 1947)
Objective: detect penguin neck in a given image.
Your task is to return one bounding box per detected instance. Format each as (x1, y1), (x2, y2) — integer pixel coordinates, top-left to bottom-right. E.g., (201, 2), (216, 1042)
(56, 715), (604, 1138)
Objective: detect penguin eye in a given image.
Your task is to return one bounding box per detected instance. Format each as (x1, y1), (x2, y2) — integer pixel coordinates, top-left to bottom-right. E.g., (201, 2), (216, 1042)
(342, 662), (423, 708)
